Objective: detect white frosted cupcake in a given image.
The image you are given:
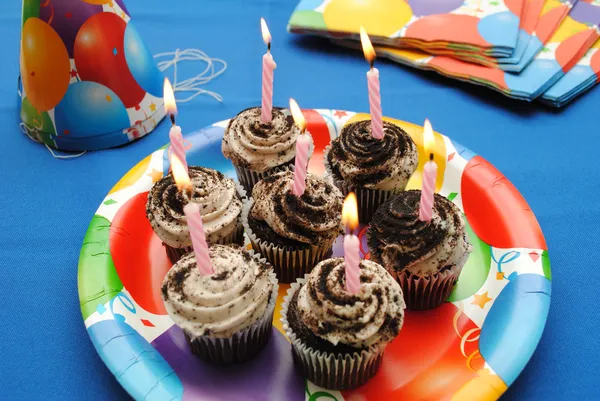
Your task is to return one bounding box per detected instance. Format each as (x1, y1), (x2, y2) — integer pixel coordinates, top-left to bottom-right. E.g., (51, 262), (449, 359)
(222, 107), (302, 193)
(161, 244), (278, 365)
(367, 190), (472, 310)
(325, 120), (418, 223)
(281, 257), (406, 390)
(146, 167), (245, 264)
(242, 170), (344, 283)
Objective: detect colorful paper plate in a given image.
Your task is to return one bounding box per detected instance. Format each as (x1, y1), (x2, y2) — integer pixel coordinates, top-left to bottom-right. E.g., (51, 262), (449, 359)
(78, 109), (551, 401)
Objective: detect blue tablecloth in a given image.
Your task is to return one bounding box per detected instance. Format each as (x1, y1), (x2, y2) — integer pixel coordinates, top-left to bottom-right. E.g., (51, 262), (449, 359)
(1, 0), (598, 399)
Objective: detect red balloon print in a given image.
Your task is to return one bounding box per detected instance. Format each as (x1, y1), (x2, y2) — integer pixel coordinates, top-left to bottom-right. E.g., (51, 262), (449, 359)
(74, 12), (146, 108)
(110, 191), (171, 315)
(461, 156), (547, 250)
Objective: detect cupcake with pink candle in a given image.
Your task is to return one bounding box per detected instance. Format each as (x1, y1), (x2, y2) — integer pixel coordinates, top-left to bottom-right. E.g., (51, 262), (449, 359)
(146, 163), (245, 264)
(324, 120), (418, 224)
(281, 257), (405, 390)
(367, 190), (472, 310)
(161, 244), (278, 365)
(222, 107), (304, 193)
(242, 170), (344, 283)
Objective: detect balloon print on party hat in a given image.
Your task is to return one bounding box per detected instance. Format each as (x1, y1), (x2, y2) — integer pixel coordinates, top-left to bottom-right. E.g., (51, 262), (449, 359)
(19, 0), (164, 151)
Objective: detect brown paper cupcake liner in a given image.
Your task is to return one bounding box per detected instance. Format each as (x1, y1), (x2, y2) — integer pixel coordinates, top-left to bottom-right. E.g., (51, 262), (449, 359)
(184, 262), (279, 365)
(281, 277), (386, 390)
(234, 161), (296, 195)
(323, 145), (403, 224)
(241, 199), (336, 283)
(159, 180), (248, 265)
(396, 264), (462, 310)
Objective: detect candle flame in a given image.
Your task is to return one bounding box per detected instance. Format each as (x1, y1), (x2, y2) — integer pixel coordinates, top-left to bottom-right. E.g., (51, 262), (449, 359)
(289, 98), (306, 133)
(423, 119), (435, 157)
(360, 26), (376, 65)
(261, 18), (272, 45)
(163, 78), (177, 116)
(171, 154), (191, 192)
(342, 193), (359, 231)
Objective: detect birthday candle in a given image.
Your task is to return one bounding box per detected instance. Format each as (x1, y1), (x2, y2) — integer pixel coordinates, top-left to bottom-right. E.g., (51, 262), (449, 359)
(261, 18), (277, 123)
(342, 193), (361, 294)
(360, 27), (383, 140)
(289, 98), (311, 196)
(184, 203), (214, 275)
(164, 78), (188, 171)
(419, 119), (437, 222)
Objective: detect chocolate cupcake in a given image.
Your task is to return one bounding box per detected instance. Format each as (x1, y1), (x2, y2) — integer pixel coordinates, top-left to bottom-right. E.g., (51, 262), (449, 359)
(222, 107), (303, 193)
(367, 190), (472, 310)
(161, 244), (278, 365)
(242, 170), (343, 283)
(325, 120), (418, 223)
(146, 166), (245, 264)
(281, 258), (406, 390)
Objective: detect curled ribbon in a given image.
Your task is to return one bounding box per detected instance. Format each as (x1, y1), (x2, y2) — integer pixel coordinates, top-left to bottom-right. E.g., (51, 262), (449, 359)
(109, 292), (136, 323)
(453, 304), (482, 371)
(492, 250), (521, 279)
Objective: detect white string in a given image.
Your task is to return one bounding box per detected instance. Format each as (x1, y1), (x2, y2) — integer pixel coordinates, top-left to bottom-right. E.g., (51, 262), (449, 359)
(154, 48), (227, 103)
(17, 48), (225, 159)
(19, 123), (87, 159)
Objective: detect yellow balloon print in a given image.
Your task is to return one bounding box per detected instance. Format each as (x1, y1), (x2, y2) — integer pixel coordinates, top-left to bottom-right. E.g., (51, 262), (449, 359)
(549, 16), (588, 43)
(324, 0), (413, 38)
(451, 369), (508, 400)
(108, 155), (152, 194)
(81, 0), (113, 4)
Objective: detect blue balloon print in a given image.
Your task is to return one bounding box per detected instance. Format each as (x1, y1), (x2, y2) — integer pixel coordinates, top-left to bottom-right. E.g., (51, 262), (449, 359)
(478, 11), (520, 48)
(88, 319), (183, 401)
(449, 139), (476, 161)
(479, 274), (551, 387)
(543, 65), (594, 101)
(504, 58), (562, 95)
(294, 0), (325, 11)
(162, 125), (236, 178)
(54, 81), (130, 138)
(124, 22), (164, 98)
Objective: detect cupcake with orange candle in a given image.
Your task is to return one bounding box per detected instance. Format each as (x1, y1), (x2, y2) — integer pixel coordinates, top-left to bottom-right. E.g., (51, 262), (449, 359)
(324, 28), (418, 223)
(146, 156), (245, 264)
(281, 195), (405, 390)
(367, 121), (472, 310)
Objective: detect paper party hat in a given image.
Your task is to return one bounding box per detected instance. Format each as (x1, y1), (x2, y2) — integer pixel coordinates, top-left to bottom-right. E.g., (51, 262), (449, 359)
(19, 0), (165, 151)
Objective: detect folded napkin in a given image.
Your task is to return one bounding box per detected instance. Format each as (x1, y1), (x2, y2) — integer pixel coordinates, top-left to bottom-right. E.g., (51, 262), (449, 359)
(288, 0), (525, 57)
(541, 37), (600, 106)
(335, 1), (599, 102)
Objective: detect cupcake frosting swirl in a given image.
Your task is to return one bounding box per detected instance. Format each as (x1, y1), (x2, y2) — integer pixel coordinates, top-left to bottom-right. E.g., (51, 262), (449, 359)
(297, 258), (405, 348)
(251, 170), (344, 245)
(146, 167), (242, 248)
(161, 245), (275, 338)
(368, 190), (472, 277)
(327, 120), (418, 190)
(222, 107), (301, 172)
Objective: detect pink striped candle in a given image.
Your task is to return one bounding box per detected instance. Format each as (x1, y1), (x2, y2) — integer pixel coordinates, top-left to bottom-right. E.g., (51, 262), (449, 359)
(367, 68), (383, 140)
(261, 18), (277, 123)
(289, 98), (310, 196)
(293, 134), (311, 196)
(419, 120), (438, 221)
(342, 193), (361, 294)
(360, 27), (384, 140)
(169, 126), (188, 172)
(184, 203), (214, 275)
(164, 78), (189, 171)
(344, 233), (361, 294)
